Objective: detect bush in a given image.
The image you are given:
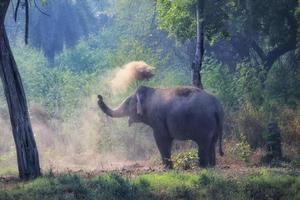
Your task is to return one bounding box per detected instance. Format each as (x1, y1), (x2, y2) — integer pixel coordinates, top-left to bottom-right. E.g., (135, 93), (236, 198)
(234, 134), (252, 162)
(13, 41), (94, 118)
(245, 172), (300, 200)
(278, 105), (300, 147)
(202, 56), (238, 107)
(233, 103), (267, 149)
(172, 149), (199, 170)
(198, 170), (243, 200)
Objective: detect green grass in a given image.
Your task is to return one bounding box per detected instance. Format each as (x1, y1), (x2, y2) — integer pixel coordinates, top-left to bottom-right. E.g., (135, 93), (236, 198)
(0, 151), (18, 176)
(0, 151), (16, 163)
(0, 170), (299, 200)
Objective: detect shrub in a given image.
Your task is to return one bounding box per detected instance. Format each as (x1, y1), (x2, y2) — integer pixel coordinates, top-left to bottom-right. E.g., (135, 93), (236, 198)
(202, 56), (238, 107)
(234, 134), (252, 163)
(245, 173), (299, 200)
(234, 103), (267, 149)
(197, 170), (243, 200)
(278, 105), (300, 148)
(172, 149), (199, 170)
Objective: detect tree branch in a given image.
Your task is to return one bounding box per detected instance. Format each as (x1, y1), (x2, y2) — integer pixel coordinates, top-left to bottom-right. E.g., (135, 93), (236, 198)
(25, 0), (29, 44)
(250, 40), (266, 62)
(14, 0), (21, 22)
(264, 41), (296, 70)
(34, 0), (50, 16)
(250, 11), (297, 71)
(264, 12), (297, 70)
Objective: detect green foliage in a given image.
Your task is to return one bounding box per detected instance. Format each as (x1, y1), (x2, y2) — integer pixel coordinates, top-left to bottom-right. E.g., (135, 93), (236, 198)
(135, 172), (200, 200)
(157, 0), (197, 42)
(198, 170), (243, 199)
(1, 171), (299, 200)
(3, 0), (299, 168)
(265, 60), (300, 108)
(234, 63), (266, 106)
(13, 42), (94, 118)
(12, 41), (48, 100)
(202, 54), (300, 149)
(113, 0), (155, 39)
(238, 0), (297, 47)
(202, 56), (238, 107)
(55, 37), (102, 73)
(235, 134), (252, 162)
(245, 171), (300, 200)
(156, 0), (229, 43)
(135, 172), (198, 190)
(234, 104), (267, 149)
(33, 68), (92, 118)
(30, 0), (97, 62)
(149, 68), (190, 88)
(296, 0), (300, 52)
(172, 149), (199, 170)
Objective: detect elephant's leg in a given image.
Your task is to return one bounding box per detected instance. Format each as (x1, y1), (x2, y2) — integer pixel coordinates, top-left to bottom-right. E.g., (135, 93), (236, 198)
(209, 142), (216, 166)
(209, 132), (218, 166)
(198, 144), (209, 168)
(154, 133), (173, 169)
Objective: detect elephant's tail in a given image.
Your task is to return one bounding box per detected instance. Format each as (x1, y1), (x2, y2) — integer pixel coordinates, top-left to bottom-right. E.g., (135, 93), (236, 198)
(215, 110), (224, 156)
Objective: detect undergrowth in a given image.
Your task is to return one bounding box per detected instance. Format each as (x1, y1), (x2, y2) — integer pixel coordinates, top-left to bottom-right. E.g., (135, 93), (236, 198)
(0, 170), (299, 200)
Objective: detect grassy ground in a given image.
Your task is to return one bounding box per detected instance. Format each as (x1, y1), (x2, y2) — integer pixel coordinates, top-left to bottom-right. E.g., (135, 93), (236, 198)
(0, 168), (299, 200)
(1, 144), (299, 199)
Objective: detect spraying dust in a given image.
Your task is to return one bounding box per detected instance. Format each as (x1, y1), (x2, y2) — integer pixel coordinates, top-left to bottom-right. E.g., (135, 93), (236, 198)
(0, 67), (158, 175)
(111, 61), (155, 94)
(0, 102), (156, 174)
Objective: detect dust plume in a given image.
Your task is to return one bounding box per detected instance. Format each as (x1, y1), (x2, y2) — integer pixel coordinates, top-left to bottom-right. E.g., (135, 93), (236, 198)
(111, 61), (155, 94)
(0, 67), (158, 175)
(0, 92), (157, 174)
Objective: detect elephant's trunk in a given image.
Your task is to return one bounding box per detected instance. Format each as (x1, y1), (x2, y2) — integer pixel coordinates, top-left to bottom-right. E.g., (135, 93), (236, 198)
(98, 95), (128, 118)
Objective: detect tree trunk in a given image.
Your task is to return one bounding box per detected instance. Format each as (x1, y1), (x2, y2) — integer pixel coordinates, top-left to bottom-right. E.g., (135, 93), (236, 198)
(191, 0), (204, 89)
(0, 0), (41, 180)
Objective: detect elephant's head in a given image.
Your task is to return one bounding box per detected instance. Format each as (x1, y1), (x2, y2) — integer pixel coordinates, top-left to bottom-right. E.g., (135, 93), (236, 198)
(97, 86), (152, 126)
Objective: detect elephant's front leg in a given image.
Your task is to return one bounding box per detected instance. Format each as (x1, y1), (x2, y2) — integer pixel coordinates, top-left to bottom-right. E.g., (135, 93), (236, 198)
(153, 132), (173, 169)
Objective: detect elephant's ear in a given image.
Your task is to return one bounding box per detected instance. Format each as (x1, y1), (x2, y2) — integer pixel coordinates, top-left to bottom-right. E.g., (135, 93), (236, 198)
(136, 93), (143, 115)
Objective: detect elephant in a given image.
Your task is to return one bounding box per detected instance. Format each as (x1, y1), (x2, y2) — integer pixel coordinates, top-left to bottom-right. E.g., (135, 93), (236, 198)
(97, 85), (224, 168)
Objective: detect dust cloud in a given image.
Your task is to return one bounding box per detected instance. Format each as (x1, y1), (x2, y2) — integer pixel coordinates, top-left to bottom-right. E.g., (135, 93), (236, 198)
(0, 104), (102, 173)
(0, 68), (157, 174)
(0, 62), (158, 175)
(111, 61), (155, 94)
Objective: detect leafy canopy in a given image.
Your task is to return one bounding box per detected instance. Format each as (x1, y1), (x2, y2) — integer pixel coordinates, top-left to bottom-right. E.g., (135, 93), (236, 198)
(156, 0), (230, 43)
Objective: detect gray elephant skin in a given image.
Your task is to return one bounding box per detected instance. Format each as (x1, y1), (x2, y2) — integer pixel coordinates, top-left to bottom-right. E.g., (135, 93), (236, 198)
(97, 85), (224, 168)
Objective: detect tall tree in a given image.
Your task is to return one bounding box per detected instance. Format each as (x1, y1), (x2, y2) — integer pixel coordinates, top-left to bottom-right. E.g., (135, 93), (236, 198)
(236, 0), (298, 72)
(29, 0), (97, 64)
(0, 0), (40, 179)
(156, 0), (229, 88)
(297, 0), (300, 52)
(192, 0), (205, 88)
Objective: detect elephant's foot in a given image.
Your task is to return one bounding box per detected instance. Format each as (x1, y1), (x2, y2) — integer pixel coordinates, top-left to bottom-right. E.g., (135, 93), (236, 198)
(199, 162), (216, 168)
(163, 159), (173, 170)
(199, 163), (208, 168)
(199, 159), (209, 168)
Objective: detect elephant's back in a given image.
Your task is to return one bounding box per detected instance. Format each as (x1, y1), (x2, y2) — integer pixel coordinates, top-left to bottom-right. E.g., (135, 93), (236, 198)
(168, 87), (219, 108)
(165, 88), (220, 140)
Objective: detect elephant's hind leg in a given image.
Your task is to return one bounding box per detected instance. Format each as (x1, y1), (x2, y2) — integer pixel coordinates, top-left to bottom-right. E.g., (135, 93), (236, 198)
(153, 132), (173, 169)
(209, 142), (216, 166)
(198, 143), (209, 168)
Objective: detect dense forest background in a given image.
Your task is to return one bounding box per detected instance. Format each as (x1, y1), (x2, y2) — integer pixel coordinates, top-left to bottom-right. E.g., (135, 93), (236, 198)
(0, 0), (299, 174)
